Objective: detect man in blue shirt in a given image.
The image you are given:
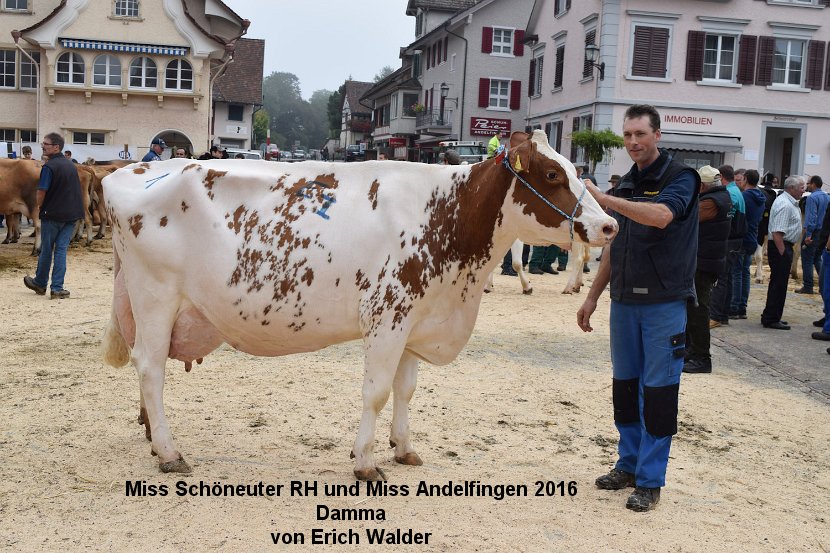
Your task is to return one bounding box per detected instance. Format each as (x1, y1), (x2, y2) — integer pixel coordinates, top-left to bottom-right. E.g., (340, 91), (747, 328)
(142, 137), (166, 162)
(578, 105), (699, 512)
(795, 175), (829, 295)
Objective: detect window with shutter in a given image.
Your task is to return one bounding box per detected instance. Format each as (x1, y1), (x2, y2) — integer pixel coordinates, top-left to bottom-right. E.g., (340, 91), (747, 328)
(555, 45), (565, 88)
(631, 25), (670, 78)
(570, 118), (579, 161)
(772, 38), (805, 86)
(487, 79), (510, 109)
(536, 56), (544, 96)
(552, 121), (563, 153)
(436, 41), (442, 65)
(755, 35), (775, 86)
(736, 35), (757, 85)
(478, 78), (490, 107)
(583, 30), (596, 79)
(805, 40), (825, 90)
(443, 37), (448, 62)
(510, 80), (521, 110)
(528, 59), (536, 97)
(825, 42), (830, 90)
(703, 34), (736, 81)
(482, 27), (493, 54)
(492, 28), (513, 55)
(426, 46), (431, 70)
(685, 30), (705, 82)
(514, 30), (525, 57)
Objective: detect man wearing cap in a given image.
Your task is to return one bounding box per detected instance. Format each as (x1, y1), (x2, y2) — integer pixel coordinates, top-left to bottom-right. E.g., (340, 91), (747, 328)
(442, 149), (461, 165)
(684, 166), (732, 374)
(142, 138), (166, 162)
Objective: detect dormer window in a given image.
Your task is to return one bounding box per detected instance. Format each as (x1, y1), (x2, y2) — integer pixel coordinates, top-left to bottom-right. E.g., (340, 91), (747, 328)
(115, 0), (139, 18)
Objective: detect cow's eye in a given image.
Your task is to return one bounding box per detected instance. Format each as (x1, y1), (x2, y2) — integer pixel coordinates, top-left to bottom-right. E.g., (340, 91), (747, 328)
(546, 171), (557, 180)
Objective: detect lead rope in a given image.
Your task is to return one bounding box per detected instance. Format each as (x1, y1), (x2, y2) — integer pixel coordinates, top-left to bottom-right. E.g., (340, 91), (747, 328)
(498, 146), (586, 241)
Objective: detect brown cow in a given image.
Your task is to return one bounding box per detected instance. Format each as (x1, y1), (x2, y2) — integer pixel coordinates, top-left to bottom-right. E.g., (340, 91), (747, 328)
(0, 159), (41, 254)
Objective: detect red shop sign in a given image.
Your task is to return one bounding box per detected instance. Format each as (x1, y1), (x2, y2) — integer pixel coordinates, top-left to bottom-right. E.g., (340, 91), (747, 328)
(388, 137), (407, 147)
(470, 117), (512, 136)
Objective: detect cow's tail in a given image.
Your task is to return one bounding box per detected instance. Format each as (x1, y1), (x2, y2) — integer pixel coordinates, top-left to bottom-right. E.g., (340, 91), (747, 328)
(102, 248), (131, 368)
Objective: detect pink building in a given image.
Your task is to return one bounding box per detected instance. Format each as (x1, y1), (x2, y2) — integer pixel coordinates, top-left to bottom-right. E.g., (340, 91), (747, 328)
(526, 0), (830, 187)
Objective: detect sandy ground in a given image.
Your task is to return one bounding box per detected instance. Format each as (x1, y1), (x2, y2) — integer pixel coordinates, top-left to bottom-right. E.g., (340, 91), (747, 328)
(1, 235), (828, 553)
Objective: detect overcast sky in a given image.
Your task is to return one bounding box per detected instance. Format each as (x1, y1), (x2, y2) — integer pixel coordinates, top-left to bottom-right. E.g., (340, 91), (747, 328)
(222, 0), (414, 99)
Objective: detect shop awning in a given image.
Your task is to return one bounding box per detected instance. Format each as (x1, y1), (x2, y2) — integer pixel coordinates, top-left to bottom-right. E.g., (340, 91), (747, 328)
(415, 135), (455, 146)
(660, 132), (743, 153)
(60, 38), (188, 57)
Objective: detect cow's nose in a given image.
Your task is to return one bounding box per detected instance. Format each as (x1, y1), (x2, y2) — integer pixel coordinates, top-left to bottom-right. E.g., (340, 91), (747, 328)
(602, 221), (618, 239)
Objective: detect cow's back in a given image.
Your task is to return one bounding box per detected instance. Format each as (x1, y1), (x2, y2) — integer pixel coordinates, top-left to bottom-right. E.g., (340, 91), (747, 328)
(104, 159), (475, 356)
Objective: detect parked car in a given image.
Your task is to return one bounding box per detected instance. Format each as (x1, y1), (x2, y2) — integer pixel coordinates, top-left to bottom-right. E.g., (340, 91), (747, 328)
(224, 148), (262, 160)
(292, 149), (306, 161)
(280, 151), (294, 162)
(345, 144), (365, 162)
(437, 141), (486, 164)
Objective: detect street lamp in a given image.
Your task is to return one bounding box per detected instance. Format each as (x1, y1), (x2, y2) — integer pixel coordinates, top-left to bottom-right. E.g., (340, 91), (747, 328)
(584, 44), (605, 80)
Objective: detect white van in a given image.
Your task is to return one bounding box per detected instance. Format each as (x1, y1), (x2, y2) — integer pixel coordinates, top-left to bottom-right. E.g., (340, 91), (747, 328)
(225, 148), (263, 160)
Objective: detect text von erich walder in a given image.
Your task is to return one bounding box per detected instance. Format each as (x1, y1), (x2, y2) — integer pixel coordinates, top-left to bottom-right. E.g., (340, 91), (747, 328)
(126, 479), (578, 546)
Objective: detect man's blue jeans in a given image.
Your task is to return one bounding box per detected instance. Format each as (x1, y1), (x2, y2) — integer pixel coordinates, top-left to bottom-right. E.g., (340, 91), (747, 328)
(801, 232), (823, 292)
(610, 300), (685, 488)
(34, 218), (76, 292)
(730, 252), (753, 316)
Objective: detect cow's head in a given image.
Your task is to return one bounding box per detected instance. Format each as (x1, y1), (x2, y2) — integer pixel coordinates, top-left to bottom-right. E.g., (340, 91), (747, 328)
(502, 130), (617, 246)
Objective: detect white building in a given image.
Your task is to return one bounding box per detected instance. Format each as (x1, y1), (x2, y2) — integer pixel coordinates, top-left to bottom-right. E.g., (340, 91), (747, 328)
(526, 0), (830, 186)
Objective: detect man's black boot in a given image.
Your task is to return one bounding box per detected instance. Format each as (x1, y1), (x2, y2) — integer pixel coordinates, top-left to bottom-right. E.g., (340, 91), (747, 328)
(595, 468), (635, 490)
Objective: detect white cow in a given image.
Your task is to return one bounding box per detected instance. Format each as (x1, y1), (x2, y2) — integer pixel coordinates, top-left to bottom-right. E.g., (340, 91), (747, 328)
(102, 130), (618, 479)
(484, 240), (533, 295)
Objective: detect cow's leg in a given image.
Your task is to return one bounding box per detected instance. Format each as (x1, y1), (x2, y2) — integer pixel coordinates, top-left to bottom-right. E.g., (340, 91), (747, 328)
(352, 341), (406, 481)
(31, 211), (41, 255)
(511, 240), (532, 295)
(755, 240), (765, 283)
(130, 291), (190, 473)
(389, 351), (422, 466)
(94, 198), (108, 240)
(563, 243), (585, 294)
(484, 270), (495, 293)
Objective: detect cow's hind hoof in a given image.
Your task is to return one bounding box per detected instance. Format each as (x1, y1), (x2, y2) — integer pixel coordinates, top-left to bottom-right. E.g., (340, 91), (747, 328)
(160, 455), (191, 474)
(522, 288), (533, 295)
(394, 452), (423, 466)
(94, 233), (104, 240)
(354, 467), (387, 481)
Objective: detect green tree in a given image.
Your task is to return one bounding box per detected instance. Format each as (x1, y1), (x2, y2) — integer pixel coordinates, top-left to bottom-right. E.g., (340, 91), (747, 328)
(253, 109), (269, 148)
(261, 72), (331, 151)
(570, 128), (625, 173)
(373, 65), (395, 83)
(327, 84), (345, 139)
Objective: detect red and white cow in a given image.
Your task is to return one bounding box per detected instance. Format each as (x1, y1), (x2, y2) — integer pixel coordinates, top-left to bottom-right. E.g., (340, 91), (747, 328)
(101, 130), (618, 479)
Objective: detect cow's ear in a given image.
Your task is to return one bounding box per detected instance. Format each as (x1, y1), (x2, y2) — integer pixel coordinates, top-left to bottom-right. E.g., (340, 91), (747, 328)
(507, 147), (527, 173)
(509, 131), (529, 149)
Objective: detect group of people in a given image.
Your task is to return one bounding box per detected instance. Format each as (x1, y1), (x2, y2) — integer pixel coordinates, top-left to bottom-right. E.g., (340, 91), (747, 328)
(141, 139), (237, 162)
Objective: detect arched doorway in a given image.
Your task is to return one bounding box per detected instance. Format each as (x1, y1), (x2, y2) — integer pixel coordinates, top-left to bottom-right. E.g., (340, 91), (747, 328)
(152, 130), (195, 159)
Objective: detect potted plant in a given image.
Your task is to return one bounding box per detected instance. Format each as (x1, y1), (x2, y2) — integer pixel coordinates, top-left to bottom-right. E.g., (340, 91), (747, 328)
(411, 102), (426, 114)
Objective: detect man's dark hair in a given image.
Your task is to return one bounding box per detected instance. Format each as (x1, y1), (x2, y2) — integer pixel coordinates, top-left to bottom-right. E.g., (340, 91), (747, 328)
(744, 169), (759, 186)
(581, 165), (590, 173)
(810, 175), (823, 187)
(44, 132), (64, 150)
(64, 150), (72, 157)
(718, 164), (735, 181)
(624, 104), (661, 131)
(735, 168), (746, 176)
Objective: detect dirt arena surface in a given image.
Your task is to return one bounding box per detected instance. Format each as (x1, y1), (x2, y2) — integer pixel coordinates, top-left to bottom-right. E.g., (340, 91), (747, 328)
(1, 236), (828, 552)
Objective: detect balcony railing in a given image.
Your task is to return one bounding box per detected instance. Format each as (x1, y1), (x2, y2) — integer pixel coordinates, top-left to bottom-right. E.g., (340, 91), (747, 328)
(415, 109), (453, 129)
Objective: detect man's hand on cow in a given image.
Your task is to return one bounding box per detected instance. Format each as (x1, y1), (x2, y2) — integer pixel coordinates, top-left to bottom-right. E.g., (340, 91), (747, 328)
(577, 297), (597, 332)
(583, 179), (605, 208)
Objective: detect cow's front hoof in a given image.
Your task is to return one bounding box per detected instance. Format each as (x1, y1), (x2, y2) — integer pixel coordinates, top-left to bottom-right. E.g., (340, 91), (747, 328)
(394, 452), (423, 466)
(94, 233), (104, 240)
(160, 454), (191, 474)
(522, 288), (533, 295)
(483, 288), (492, 294)
(354, 467), (386, 481)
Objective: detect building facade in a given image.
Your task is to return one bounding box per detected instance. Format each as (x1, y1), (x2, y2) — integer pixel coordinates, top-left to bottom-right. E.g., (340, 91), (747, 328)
(526, 0), (830, 186)
(212, 37), (264, 152)
(1, 0), (249, 161)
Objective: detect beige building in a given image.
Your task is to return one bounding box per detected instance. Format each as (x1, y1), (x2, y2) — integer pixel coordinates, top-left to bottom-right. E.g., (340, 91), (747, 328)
(1, 0), (250, 161)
